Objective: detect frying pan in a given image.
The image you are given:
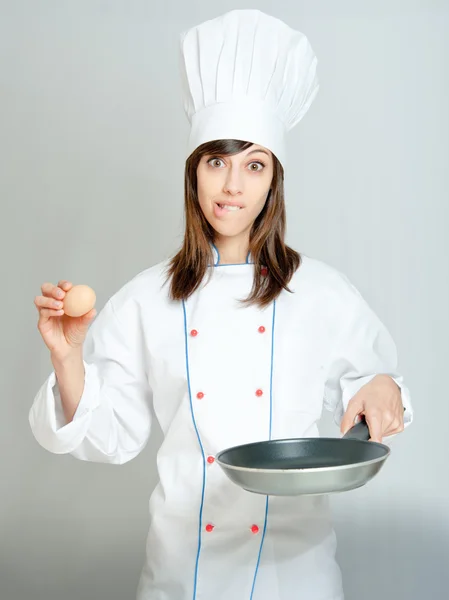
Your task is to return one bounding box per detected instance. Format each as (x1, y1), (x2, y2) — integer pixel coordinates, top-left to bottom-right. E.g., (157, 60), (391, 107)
(215, 415), (395, 496)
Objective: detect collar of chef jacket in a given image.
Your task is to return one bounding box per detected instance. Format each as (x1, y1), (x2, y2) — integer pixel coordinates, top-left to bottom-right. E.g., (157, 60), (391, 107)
(210, 243), (253, 266)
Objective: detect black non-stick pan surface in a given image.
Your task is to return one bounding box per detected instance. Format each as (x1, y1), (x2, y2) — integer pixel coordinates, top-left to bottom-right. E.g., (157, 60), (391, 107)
(215, 417), (392, 496)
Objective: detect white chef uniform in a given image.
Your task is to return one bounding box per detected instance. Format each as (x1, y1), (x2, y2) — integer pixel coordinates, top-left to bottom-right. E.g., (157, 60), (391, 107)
(29, 10), (413, 600)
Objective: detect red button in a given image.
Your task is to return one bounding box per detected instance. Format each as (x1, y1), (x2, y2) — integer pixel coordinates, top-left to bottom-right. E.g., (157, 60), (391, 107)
(190, 329), (198, 337)
(256, 389), (263, 397)
(251, 525), (260, 534)
(261, 267), (268, 276)
(207, 456), (215, 464)
(205, 524), (214, 532)
(258, 326), (266, 333)
(196, 392), (204, 399)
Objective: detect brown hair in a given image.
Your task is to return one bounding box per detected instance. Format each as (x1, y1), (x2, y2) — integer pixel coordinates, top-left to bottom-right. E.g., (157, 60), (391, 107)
(166, 139), (301, 308)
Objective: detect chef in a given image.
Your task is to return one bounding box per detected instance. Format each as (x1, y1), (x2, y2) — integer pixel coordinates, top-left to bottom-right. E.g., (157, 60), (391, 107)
(30, 9), (413, 600)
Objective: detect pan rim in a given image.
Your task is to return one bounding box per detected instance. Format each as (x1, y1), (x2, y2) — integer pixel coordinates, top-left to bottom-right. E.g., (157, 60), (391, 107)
(215, 437), (390, 474)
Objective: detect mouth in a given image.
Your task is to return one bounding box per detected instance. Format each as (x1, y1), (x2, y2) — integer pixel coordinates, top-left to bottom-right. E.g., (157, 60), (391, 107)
(214, 202), (243, 212)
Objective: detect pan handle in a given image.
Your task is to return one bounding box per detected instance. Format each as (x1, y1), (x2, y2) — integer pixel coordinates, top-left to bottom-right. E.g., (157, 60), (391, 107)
(342, 407), (406, 441)
(342, 416), (370, 441)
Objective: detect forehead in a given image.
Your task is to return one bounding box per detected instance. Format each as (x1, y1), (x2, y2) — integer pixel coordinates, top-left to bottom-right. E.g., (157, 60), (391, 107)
(204, 145), (271, 158)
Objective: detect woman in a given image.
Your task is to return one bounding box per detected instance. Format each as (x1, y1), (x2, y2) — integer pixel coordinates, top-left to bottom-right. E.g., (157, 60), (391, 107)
(30, 10), (413, 600)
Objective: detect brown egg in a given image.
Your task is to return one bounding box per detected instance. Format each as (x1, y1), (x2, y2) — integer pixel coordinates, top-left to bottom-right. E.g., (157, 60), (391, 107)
(63, 285), (96, 318)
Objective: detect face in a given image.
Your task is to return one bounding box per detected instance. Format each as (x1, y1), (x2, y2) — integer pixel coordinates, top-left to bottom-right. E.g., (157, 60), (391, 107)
(196, 144), (274, 240)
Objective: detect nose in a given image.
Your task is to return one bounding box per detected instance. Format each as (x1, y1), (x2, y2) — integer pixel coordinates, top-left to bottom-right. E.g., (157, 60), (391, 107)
(223, 167), (243, 196)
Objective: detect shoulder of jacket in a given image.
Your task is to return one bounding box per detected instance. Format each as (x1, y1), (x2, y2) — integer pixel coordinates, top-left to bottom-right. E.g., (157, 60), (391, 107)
(106, 259), (171, 317)
(294, 254), (362, 302)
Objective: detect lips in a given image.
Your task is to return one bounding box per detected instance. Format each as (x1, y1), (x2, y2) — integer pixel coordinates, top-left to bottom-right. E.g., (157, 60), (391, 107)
(217, 204), (241, 211)
(214, 202), (243, 218)
(215, 201), (243, 210)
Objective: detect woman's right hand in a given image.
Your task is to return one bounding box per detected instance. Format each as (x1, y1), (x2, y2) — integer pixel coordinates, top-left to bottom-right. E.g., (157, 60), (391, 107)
(35, 280), (97, 360)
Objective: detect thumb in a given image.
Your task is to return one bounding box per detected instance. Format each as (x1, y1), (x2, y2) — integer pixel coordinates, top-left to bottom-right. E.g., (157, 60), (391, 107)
(340, 403), (362, 436)
(73, 309), (97, 333)
(80, 308), (97, 323)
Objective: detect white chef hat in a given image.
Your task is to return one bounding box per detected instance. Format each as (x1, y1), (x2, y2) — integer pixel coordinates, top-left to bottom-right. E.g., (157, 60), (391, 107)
(179, 9), (319, 167)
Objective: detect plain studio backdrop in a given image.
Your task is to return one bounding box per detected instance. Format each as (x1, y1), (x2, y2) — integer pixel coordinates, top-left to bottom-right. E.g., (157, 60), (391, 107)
(1, 1), (447, 599)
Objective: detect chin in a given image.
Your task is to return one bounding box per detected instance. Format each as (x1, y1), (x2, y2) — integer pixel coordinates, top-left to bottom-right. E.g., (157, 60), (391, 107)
(209, 219), (249, 239)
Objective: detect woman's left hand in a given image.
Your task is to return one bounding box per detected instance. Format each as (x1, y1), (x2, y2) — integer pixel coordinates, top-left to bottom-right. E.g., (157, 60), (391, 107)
(340, 374), (404, 442)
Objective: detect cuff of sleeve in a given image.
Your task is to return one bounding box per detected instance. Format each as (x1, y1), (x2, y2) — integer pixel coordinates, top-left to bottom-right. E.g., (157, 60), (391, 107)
(391, 376), (413, 424)
(335, 373), (413, 442)
(29, 361), (100, 454)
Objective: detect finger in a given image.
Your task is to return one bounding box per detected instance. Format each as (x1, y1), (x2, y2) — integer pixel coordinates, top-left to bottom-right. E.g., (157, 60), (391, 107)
(41, 282), (53, 296)
(34, 296), (64, 311)
(58, 280), (73, 291)
(383, 426), (404, 438)
(383, 417), (405, 437)
(379, 408), (402, 437)
(38, 308), (65, 318)
(365, 412), (383, 443)
(384, 424), (405, 438)
(341, 402), (363, 435)
(41, 283), (66, 300)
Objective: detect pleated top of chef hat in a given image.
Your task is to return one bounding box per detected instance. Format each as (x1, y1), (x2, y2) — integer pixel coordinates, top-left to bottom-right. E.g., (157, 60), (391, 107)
(179, 9), (319, 167)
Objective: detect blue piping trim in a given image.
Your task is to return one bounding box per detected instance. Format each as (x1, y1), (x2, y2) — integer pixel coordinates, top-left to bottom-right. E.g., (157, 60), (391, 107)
(211, 243), (220, 265)
(209, 262), (255, 268)
(250, 299), (277, 599)
(182, 300), (206, 600)
(269, 300), (276, 441)
(208, 244), (255, 266)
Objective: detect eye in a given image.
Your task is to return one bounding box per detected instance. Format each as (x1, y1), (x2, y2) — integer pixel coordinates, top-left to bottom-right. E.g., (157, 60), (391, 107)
(207, 157), (225, 168)
(248, 161), (265, 172)
(206, 157), (266, 171)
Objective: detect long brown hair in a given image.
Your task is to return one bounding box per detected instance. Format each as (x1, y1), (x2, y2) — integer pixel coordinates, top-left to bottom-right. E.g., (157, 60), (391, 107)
(166, 139), (301, 308)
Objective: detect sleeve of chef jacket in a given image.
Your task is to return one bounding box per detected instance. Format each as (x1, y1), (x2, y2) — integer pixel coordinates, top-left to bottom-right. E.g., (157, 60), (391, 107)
(28, 297), (153, 464)
(323, 275), (413, 443)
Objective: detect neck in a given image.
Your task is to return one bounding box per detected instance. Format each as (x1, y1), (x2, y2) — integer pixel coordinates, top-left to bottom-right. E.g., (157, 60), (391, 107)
(213, 232), (250, 265)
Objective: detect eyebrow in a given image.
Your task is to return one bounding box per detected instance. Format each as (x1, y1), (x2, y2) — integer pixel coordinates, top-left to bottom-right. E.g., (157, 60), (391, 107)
(204, 148), (271, 160)
(246, 149), (270, 157)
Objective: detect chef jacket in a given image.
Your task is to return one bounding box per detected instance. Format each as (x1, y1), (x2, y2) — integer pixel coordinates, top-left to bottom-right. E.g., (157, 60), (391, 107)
(29, 249), (413, 600)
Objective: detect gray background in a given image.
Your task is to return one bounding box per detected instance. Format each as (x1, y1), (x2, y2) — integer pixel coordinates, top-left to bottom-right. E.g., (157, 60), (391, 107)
(1, 1), (447, 599)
